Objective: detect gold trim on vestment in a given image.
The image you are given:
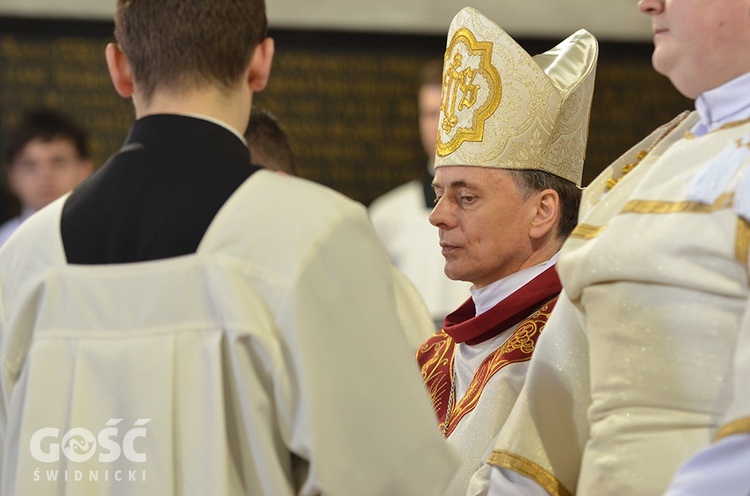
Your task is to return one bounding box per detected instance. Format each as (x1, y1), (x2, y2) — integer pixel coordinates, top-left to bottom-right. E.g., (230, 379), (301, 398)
(714, 416), (750, 442)
(736, 218), (750, 267)
(487, 450), (572, 496)
(605, 112), (691, 194)
(604, 150), (647, 193)
(570, 194), (734, 240)
(444, 300), (556, 437)
(569, 223), (605, 240)
(620, 193), (734, 215)
(417, 331), (455, 430)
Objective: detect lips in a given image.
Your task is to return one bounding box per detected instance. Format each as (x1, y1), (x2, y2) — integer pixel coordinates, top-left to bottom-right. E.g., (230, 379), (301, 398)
(440, 242), (460, 255)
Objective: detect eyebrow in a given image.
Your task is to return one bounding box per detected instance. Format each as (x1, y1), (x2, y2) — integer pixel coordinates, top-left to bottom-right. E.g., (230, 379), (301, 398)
(432, 179), (471, 189)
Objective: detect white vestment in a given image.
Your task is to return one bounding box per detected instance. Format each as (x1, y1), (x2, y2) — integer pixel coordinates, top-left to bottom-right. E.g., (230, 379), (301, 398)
(418, 264), (561, 496)
(487, 110), (750, 495)
(0, 170), (457, 495)
(443, 335), (533, 496)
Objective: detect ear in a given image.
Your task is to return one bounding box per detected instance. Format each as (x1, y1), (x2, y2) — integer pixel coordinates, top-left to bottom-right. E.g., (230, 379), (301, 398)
(247, 37), (275, 92)
(528, 189), (560, 240)
(105, 43), (135, 98)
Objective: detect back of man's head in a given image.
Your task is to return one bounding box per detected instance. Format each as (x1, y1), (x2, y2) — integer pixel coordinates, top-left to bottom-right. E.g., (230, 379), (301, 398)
(4, 108), (89, 167)
(114, 0), (267, 103)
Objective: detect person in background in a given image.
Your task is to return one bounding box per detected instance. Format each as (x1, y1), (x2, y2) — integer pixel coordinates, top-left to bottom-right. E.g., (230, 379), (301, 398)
(0, 108), (93, 245)
(244, 106), (297, 175)
(369, 59), (471, 328)
(415, 7), (598, 496)
(0, 0), (457, 494)
(485, 0), (750, 494)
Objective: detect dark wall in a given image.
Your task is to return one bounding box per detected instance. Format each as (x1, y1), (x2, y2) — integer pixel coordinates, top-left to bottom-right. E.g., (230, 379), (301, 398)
(0, 16), (691, 222)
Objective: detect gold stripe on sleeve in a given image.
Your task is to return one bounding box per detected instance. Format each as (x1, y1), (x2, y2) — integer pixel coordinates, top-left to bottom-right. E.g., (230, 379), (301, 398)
(571, 194), (735, 241)
(570, 223), (605, 240)
(735, 218), (750, 268)
(621, 193), (733, 215)
(714, 416), (750, 442)
(487, 450), (573, 496)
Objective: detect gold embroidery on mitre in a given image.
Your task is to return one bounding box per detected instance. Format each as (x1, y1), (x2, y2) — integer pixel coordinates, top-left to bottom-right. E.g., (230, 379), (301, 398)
(437, 27), (502, 157)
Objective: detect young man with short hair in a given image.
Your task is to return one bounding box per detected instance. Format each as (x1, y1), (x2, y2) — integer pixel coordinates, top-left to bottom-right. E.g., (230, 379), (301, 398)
(0, 1), (456, 494)
(0, 108), (93, 245)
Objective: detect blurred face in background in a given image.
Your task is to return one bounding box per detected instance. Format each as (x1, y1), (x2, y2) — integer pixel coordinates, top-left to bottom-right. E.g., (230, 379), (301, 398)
(8, 138), (93, 212)
(419, 83), (442, 163)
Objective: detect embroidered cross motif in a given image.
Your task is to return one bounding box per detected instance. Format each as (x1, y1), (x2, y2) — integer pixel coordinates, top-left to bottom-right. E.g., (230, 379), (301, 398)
(442, 53), (479, 134)
(436, 27), (502, 157)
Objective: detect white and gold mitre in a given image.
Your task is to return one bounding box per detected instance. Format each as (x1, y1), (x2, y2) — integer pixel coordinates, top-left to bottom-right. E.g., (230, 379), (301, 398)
(434, 7), (598, 186)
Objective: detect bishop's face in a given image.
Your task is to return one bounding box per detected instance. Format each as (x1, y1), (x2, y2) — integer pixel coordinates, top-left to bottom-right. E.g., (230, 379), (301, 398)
(429, 166), (538, 289)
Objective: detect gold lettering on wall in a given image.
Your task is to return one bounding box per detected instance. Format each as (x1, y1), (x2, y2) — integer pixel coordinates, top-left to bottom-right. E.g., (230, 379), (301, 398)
(0, 27), (693, 213)
(254, 49), (428, 204)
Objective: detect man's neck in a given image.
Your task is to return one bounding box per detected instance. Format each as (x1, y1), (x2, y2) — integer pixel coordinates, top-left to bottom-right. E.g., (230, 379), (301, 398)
(133, 85), (252, 137)
(471, 252), (560, 315)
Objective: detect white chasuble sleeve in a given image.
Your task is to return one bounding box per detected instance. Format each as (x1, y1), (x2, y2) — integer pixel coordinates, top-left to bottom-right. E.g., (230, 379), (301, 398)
(664, 283), (750, 496)
(0, 277), (5, 482)
(0, 173), (458, 496)
(271, 202), (458, 495)
(390, 266), (439, 351)
(719, 259), (750, 436)
(485, 290), (589, 496)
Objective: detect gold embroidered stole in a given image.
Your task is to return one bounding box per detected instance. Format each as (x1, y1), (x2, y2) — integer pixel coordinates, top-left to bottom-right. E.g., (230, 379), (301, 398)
(417, 296), (559, 436)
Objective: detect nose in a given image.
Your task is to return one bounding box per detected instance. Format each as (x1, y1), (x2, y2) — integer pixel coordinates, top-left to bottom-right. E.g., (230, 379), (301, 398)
(429, 196), (453, 229)
(35, 162), (55, 180)
(638, 0), (663, 15)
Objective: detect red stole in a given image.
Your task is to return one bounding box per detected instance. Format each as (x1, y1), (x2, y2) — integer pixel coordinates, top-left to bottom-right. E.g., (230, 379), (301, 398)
(416, 266), (561, 437)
